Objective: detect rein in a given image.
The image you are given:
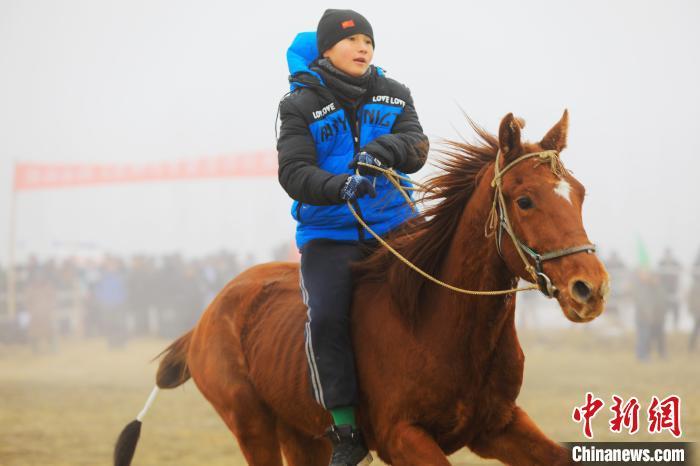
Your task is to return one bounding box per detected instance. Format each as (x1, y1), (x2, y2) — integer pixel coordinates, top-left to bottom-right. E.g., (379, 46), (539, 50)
(350, 151), (596, 298)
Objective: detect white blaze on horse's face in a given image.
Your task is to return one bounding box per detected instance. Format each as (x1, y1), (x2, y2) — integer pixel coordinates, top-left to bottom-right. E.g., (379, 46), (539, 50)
(554, 179), (572, 204)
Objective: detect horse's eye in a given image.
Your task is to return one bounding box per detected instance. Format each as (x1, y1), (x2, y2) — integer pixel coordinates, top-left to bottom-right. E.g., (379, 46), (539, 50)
(517, 196), (534, 210)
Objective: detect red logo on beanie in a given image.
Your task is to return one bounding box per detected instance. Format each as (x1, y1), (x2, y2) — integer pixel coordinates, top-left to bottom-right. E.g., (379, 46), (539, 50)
(341, 19), (355, 29)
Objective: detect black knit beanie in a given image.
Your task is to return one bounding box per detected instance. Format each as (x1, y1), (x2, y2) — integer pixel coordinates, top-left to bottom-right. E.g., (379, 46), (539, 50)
(316, 9), (374, 56)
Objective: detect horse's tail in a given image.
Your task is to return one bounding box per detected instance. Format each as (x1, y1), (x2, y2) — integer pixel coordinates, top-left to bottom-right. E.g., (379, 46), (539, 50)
(154, 329), (193, 388)
(113, 330), (193, 466)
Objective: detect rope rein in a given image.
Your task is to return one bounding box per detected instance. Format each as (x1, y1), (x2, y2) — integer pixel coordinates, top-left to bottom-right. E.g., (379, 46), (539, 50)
(346, 200), (537, 296)
(350, 161), (540, 296)
(350, 151), (595, 298)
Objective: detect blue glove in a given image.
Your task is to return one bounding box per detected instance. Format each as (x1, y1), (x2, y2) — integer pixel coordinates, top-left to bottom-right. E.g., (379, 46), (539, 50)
(339, 175), (377, 201)
(348, 151), (386, 176)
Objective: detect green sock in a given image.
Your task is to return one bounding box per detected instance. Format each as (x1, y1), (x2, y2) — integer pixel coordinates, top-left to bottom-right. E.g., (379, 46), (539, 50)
(330, 406), (357, 428)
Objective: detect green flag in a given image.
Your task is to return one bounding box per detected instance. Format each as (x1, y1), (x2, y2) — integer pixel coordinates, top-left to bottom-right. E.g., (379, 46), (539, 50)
(636, 237), (651, 270)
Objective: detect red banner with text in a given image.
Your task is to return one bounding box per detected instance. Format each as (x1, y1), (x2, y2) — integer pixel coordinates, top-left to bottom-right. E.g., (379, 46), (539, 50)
(13, 151), (277, 191)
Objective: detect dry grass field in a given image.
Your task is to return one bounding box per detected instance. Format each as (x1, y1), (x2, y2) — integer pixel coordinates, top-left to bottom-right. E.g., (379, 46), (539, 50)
(1, 329), (697, 465)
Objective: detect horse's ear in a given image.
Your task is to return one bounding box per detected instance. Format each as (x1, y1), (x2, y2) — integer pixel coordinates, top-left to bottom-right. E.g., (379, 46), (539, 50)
(540, 109), (569, 152)
(498, 113), (524, 160)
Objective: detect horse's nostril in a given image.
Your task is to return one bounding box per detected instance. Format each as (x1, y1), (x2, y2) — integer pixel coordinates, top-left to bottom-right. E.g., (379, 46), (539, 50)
(572, 280), (593, 302)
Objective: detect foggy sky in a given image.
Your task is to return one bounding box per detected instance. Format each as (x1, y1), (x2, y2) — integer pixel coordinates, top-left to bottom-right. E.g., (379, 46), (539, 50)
(1, 0), (699, 266)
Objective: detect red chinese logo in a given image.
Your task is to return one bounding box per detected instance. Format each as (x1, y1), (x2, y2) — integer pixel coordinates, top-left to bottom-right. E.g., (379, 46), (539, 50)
(648, 395), (682, 438)
(572, 392), (605, 438)
(572, 393), (682, 438)
(609, 395), (640, 434)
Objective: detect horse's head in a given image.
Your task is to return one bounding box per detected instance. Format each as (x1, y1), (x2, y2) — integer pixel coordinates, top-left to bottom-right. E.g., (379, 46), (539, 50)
(492, 110), (609, 322)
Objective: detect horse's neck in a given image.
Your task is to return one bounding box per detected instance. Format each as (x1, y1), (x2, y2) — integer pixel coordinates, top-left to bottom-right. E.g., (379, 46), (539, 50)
(422, 170), (518, 357)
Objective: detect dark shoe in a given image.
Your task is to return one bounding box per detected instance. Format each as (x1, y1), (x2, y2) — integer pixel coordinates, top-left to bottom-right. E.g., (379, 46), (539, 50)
(325, 424), (372, 466)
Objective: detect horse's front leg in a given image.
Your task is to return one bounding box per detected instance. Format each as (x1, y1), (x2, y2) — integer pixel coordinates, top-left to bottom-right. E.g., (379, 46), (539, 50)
(381, 422), (451, 466)
(471, 406), (573, 466)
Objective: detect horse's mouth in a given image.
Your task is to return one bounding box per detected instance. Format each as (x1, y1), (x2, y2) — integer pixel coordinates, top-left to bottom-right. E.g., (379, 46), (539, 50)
(567, 309), (597, 323)
(558, 295), (605, 323)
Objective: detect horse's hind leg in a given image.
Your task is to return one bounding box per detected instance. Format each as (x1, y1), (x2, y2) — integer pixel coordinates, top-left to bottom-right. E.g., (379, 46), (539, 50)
(188, 307), (283, 465)
(277, 421), (330, 466)
(207, 381), (283, 466)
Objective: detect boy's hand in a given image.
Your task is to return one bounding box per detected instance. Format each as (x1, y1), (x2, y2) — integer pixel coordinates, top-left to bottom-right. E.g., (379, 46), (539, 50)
(339, 175), (377, 201)
(348, 151), (387, 176)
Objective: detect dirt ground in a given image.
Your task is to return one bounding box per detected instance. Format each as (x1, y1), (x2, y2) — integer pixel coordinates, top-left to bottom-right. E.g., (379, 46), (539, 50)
(1, 329), (697, 465)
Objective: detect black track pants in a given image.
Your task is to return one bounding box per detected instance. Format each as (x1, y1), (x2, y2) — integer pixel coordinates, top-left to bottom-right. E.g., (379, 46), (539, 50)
(300, 239), (375, 410)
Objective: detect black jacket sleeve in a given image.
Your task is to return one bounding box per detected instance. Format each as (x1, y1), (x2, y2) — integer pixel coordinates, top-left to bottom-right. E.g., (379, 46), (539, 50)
(276, 95), (349, 205)
(361, 87), (429, 174)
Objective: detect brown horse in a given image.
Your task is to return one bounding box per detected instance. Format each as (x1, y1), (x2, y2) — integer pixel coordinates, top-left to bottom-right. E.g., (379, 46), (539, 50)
(114, 111), (608, 466)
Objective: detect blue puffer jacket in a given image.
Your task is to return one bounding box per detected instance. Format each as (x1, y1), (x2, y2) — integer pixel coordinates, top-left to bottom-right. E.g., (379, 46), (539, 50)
(277, 32), (429, 249)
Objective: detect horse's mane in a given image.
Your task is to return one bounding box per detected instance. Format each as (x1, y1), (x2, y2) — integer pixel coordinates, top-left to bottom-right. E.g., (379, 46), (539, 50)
(354, 121), (499, 325)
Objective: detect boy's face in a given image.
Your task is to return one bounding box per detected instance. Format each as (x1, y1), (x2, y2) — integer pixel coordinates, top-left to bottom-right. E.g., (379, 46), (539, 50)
(322, 33), (374, 77)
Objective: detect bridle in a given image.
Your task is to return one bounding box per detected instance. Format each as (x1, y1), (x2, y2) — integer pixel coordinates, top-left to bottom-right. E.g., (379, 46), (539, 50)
(486, 149), (597, 298)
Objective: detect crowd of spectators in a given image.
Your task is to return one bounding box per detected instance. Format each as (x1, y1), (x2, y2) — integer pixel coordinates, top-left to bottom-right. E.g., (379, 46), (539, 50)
(2, 245), (699, 358)
(0, 244), (293, 350)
